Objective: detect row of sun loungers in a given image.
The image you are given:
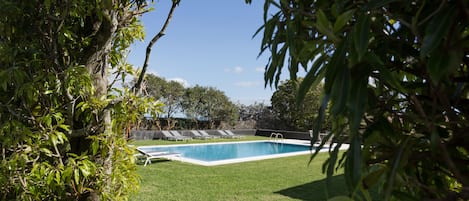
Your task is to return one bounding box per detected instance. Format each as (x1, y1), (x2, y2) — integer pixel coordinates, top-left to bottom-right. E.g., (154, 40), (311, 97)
(190, 130), (219, 139)
(159, 130), (243, 141)
(161, 130), (192, 141)
(217, 130), (243, 139)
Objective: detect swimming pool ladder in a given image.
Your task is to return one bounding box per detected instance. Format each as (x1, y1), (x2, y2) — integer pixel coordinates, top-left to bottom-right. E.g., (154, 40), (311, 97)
(270, 132), (284, 142)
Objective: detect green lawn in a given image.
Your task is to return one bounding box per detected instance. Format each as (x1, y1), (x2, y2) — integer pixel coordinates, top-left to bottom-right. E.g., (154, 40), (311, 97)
(129, 137), (348, 201)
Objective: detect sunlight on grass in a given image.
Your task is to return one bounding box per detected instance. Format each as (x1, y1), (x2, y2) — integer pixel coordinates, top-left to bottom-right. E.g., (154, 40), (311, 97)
(129, 138), (348, 201)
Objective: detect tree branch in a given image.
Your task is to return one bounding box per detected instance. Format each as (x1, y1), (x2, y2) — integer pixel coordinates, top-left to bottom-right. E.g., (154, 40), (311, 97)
(418, 0), (446, 27)
(132, 0), (180, 94)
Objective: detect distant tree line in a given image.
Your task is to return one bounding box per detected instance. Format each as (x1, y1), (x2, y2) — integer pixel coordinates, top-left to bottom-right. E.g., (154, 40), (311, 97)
(142, 74), (238, 130)
(136, 117), (217, 130)
(142, 74), (324, 131)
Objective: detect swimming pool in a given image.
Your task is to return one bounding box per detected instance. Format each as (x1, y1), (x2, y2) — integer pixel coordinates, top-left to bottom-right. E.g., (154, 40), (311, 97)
(138, 140), (314, 166)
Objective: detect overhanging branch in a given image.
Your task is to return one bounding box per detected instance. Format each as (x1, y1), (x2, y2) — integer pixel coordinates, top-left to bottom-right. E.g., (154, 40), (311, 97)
(132, 0), (180, 94)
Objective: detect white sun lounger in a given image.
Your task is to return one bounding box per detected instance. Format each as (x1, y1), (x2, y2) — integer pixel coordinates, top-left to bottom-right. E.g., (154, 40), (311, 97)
(217, 130), (241, 139)
(161, 130), (184, 141)
(199, 130), (220, 139)
(136, 148), (181, 166)
(224, 130), (244, 138)
(190, 130), (212, 139)
(170, 130), (192, 140)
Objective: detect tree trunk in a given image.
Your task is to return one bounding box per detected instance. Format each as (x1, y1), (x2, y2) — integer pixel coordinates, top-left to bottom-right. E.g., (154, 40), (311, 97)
(80, 8), (118, 200)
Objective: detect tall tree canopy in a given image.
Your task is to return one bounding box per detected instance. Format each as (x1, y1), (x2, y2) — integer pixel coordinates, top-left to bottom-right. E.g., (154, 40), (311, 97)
(249, 0), (469, 200)
(236, 102), (275, 129)
(181, 85), (238, 129)
(144, 73), (167, 100)
(144, 73), (184, 129)
(271, 78), (323, 131)
(0, 0), (177, 200)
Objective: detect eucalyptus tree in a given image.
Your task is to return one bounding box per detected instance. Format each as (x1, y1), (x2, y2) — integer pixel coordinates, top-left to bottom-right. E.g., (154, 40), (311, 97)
(181, 85), (238, 129)
(181, 85), (205, 128)
(271, 78), (323, 131)
(237, 102), (275, 129)
(238, 101), (270, 121)
(144, 73), (167, 100)
(144, 74), (184, 129)
(203, 87), (238, 128)
(248, 0), (469, 200)
(161, 80), (185, 127)
(0, 0), (178, 200)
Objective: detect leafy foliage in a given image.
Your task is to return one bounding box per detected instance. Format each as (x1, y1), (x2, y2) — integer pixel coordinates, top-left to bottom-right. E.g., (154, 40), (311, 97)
(270, 78), (324, 131)
(236, 102), (275, 129)
(0, 0), (164, 200)
(143, 74), (239, 129)
(144, 74), (184, 129)
(251, 0), (469, 200)
(181, 85), (239, 129)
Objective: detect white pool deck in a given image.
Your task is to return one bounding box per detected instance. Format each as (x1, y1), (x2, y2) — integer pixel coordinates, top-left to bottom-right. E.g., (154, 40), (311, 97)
(138, 140), (349, 166)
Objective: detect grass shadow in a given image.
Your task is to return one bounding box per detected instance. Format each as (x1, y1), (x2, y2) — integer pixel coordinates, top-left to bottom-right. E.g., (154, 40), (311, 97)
(275, 174), (348, 201)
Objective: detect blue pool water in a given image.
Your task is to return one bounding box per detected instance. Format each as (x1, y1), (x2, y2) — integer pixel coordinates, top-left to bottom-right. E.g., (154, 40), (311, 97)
(138, 141), (310, 162)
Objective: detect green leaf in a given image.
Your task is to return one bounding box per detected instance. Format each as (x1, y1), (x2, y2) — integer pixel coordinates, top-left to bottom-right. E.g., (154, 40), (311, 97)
(58, 124), (70, 131)
(40, 148), (53, 157)
(362, 165), (386, 189)
(91, 140), (99, 155)
(297, 55), (326, 104)
(74, 168), (80, 185)
(427, 48), (463, 84)
(55, 170), (61, 183)
(427, 51), (448, 83)
(384, 137), (410, 201)
(50, 134), (58, 145)
(286, 20), (297, 58)
(420, 6), (456, 57)
(353, 14), (371, 62)
(274, 46), (288, 87)
(315, 9), (340, 43)
(430, 130), (439, 154)
(63, 166), (73, 182)
(309, 94), (330, 155)
(317, 9), (331, 30)
(43, 114), (52, 127)
(345, 133), (362, 191)
(47, 170), (55, 185)
(79, 163), (91, 177)
(347, 76), (368, 133)
(325, 140), (343, 198)
(377, 66), (405, 92)
(330, 67), (350, 115)
(257, 16), (276, 49)
(333, 9), (355, 33)
(325, 37), (348, 94)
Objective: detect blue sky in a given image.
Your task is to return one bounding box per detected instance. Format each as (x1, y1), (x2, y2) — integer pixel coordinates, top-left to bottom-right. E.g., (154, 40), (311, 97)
(127, 0), (285, 105)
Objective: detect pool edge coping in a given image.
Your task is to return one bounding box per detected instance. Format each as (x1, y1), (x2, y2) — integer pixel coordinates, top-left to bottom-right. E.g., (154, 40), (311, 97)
(137, 140), (349, 166)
